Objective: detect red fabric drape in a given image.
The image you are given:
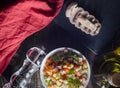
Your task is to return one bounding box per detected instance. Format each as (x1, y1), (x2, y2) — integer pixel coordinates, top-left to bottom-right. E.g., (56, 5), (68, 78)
(0, 0), (64, 75)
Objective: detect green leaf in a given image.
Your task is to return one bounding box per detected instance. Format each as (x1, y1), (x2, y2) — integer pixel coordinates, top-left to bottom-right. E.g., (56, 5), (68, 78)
(67, 77), (81, 87)
(67, 77), (75, 84)
(56, 73), (61, 80)
(68, 69), (74, 75)
(52, 55), (63, 62)
(71, 55), (79, 61)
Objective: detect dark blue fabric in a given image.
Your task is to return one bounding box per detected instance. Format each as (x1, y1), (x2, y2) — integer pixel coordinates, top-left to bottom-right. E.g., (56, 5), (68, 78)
(54, 0), (120, 54)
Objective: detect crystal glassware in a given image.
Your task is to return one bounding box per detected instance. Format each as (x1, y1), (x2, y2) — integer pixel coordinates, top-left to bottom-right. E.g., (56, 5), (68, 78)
(3, 47), (46, 88)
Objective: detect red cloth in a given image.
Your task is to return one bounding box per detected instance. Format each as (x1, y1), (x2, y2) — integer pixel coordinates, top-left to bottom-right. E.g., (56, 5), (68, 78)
(0, 0), (64, 75)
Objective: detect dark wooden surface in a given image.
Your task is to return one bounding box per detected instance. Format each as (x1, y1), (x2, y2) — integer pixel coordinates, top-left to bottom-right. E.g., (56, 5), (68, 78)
(1, 19), (120, 87)
(1, 0), (120, 87)
(1, 19), (120, 88)
(0, 21), (99, 88)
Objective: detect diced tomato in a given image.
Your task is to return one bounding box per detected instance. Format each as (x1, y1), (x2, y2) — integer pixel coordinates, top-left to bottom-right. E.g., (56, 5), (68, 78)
(43, 68), (47, 74)
(45, 57), (53, 66)
(82, 60), (87, 67)
(61, 74), (67, 80)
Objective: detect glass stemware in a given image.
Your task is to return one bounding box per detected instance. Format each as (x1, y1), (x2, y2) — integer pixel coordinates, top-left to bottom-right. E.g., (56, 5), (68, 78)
(3, 47), (46, 88)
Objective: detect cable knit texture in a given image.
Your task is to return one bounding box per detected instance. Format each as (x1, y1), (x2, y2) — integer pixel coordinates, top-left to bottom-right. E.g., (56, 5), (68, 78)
(0, 0), (64, 74)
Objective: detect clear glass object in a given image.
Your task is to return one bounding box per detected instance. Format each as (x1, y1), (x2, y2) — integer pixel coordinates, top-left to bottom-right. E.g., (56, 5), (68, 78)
(93, 46), (120, 88)
(3, 47), (46, 88)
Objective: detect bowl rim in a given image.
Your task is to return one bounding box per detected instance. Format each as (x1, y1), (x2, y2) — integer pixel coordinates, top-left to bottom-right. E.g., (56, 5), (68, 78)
(40, 47), (91, 88)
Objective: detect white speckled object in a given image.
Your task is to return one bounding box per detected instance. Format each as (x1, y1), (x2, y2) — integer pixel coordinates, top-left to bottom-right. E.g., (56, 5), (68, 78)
(66, 2), (102, 36)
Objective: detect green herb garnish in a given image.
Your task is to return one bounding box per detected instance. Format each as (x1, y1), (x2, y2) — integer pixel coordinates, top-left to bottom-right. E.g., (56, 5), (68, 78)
(67, 77), (81, 87)
(52, 55), (63, 62)
(68, 69), (74, 75)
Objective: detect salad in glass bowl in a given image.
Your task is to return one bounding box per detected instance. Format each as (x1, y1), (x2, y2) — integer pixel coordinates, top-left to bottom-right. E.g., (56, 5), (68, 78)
(40, 47), (91, 88)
